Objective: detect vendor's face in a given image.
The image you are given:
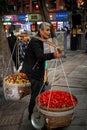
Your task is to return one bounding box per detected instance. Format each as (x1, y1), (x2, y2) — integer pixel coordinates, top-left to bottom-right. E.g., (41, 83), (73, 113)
(40, 25), (51, 39)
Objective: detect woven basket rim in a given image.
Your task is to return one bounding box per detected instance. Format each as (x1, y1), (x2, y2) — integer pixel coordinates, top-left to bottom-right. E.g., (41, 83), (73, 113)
(36, 95), (77, 112)
(36, 103), (77, 112)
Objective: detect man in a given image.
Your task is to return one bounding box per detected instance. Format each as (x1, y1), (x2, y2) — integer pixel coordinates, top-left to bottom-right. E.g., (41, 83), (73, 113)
(18, 38), (28, 63)
(7, 32), (18, 69)
(21, 22), (61, 120)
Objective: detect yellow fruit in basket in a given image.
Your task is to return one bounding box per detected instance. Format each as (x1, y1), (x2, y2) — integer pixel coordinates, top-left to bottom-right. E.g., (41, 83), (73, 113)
(19, 81), (23, 84)
(5, 73), (30, 84)
(10, 80), (14, 84)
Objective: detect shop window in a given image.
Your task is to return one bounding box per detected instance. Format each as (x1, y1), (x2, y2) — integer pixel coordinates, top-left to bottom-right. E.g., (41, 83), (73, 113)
(31, 23), (37, 32)
(52, 22), (57, 30)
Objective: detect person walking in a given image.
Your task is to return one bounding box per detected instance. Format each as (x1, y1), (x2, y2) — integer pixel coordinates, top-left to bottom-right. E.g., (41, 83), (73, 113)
(18, 38), (28, 63)
(7, 32), (18, 69)
(20, 22), (61, 120)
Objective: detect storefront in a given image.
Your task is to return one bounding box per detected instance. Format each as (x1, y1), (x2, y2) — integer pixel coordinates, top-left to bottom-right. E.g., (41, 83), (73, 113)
(55, 11), (71, 30)
(54, 11), (71, 50)
(2, 15), (17, 37)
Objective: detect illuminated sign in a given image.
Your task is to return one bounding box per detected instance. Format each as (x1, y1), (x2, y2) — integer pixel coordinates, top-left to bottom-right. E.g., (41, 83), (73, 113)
(51, 22), (57, 29)
(12, 15), (17, 21)
(13, 22), (23, 25)
(49, 13), (55, 20)
(55, 12), (69, 21)
(28, 14), (41, 21)
(18, 14), (28, 21)
(2, 15), (17, 22)
(57, 21), (63, 29)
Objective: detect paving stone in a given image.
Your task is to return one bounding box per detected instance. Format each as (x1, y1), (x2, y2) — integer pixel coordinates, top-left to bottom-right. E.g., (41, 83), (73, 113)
(63, 126), (87, 130)
(21, 108), (29, 125)
(19, 123), (37, 130)
(76, 110), (87, 117)
(0, 115), (22, 126)
(69, 73), (87, 79)
(53, 77), (87, 88)
(0, 125), (19, 130)
(71, 117), (87, 125)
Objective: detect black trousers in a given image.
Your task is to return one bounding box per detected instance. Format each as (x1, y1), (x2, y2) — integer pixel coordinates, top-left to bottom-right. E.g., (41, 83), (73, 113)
(28, 78), (44, 116)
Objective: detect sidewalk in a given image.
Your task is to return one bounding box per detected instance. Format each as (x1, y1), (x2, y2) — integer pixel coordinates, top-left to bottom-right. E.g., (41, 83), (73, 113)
(0, 50), (87, 130)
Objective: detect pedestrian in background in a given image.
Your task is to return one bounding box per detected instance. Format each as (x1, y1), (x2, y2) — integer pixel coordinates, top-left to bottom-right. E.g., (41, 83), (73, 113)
(20, 22), (61, 120)
(7, 32), (18, 69)
(18, 38), (28, 63)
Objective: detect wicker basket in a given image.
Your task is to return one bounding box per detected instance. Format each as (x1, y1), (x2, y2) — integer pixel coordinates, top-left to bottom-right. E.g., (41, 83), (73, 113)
(36, 95), (77, 130)
(37, 104), (75, 130)
(44, 112), (73, 130)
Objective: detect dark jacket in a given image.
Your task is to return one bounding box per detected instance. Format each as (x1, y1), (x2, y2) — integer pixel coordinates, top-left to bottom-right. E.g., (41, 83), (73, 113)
(21, 37), (54, 81)
(7, 34), (18, 69)
(7, 35), (17, 54)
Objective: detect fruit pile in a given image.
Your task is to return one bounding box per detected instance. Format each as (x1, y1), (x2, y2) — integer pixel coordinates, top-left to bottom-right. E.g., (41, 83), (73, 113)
(5, 72), (29, 84)
(37, 90), (77, 109)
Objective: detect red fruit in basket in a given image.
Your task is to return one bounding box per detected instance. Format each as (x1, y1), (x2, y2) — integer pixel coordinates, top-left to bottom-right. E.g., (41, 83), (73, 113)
(37, 90), (77, 109)
(18, 72), (28, 79)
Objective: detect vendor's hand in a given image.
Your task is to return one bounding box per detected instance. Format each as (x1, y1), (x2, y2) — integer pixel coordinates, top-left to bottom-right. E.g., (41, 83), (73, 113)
(53, 48), (61, 58)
